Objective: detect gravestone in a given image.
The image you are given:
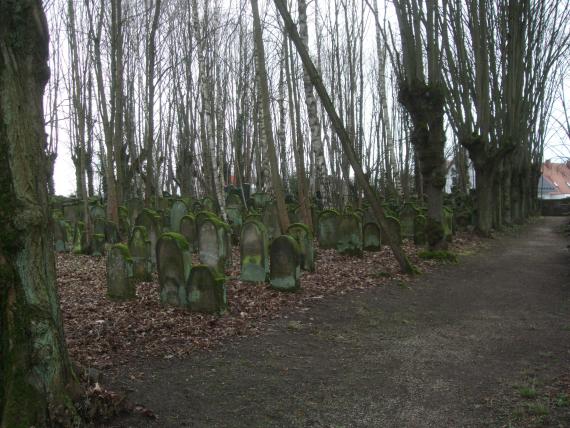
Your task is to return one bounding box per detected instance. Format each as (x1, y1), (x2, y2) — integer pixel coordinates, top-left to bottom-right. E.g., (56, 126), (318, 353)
(93, 217), (106, 236)
(226, 191), (243, 208)
(106, 244), (135, 300)
(135, 209), (161, 264)
(250, 192), (270, 210)
(156, 232), (192, 307)
(90, 204), (106, 221)
(443, 207), (454, 242)
(92, 234), (106, 256)
(240, 220), (269, 282)
(400, 204), (419, 239)
(287, 223), (315, 272)
(53, 219), (69, 252)
(262, 201), (281, 241)
(179, 214), (197, 253)
(317, 209), (339, 249)
(170, 200), (189, 233)
(363, 222), (381, 251)
(202, 196), (216, 213)
(381, 216), (402, 245)
(270, 235), (301, 292)
(191, 200), (203, 213)
(186, 265), (227, 314)
(128, 226), (152, 282)
(127, 198), (144, 226)
(63, 200), (82, 224)
(199, 218), (230, 273)
(413, 215), (427, 246)
(72, 221), (86, 254)
(226, 206), (243, 244)
(118, 206), (130, 239)
(104, 221), (120, 244)
(336, 213), (363, 256)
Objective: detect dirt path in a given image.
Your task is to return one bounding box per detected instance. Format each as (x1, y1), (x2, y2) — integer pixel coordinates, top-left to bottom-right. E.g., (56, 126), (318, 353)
(109, 217), (570, 428)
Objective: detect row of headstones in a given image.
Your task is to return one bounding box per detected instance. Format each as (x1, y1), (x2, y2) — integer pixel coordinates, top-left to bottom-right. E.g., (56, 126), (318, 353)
(316, 205), (454, 255)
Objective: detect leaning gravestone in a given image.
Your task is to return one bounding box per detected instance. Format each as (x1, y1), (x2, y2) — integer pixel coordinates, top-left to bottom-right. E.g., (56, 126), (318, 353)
(186, 265), (227, 314)
(413, 214), (427, 246)
(128, 226), (152, 282)
(363, 222), (381, 251)
(106, 244), (136, 300)
(170, 200), (189, 233)
(336, 213), (363, 256)
(156, 233), (192, 307)
(287, 223), (315, 272)
(240, 220), (269, 282)
(317, 209), (340, 249)
(381, 216), (402, 245)
(199, 217), (230, 273)
(135, 209), (161, 264)
(179, 214), (197, 253)
(270, 235), (301, 292)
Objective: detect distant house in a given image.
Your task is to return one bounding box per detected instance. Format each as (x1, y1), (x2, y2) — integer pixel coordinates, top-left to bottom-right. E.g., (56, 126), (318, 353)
(538, 160), (570, 200)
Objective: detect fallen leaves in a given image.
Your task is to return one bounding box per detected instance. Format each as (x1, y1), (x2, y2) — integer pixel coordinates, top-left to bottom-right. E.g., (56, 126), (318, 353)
(57, 232), (482, 373)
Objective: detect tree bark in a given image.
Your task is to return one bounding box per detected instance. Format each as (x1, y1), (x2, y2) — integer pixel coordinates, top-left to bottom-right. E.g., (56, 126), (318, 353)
(0, 0), (81, 425)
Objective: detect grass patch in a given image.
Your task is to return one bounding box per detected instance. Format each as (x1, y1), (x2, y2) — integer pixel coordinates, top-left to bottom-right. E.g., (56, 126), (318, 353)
(518, 386), (538, 399)
(555, 393), (569, 407)
(418, 250), (458, 263)
(526, 402), (549, 416)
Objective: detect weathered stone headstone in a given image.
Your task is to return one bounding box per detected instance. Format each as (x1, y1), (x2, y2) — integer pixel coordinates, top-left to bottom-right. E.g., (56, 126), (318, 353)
(199, 218), (230, 273)
(262, 201), (281, 241)
(287, 223), (315, 272)
(106, 244), (136, 300)
(118, 206), (130, 239)
(240, 220), (269, 282)
(90, 204), (106, 221)
(128, 226), (152, 282)
(225, 191), (242, 208)
(317, 209), (339, 249)
(226, 206), (243, 244)
(170, 200), (189, 233)
(270, 235), (301, 292)
(156, 232), (192, 307)
(336, 213), (363, 256)
(179, 214), (197, 253)
(400, 204), (419, 239)
(202, 196), (216, 213)
(186, 265), (227, 314)
(250, 192), (270, 210)
(72, 221), (86, 254)
(92, 234), (106, 256)
(381, 216), (402, 245)
(105, 221), (120, 244)
(135, 209), (161, 264)
(413, 215), (427, 246)
(127, 198), (144, 226)
(93, 217), (106, 236)
(363, 222), (381, 251)
(63, 200), (82, 224)
(191, 200), (203, 213)
(53, 219), (69, 252)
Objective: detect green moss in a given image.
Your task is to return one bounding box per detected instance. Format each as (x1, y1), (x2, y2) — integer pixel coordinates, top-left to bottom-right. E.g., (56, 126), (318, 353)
(111, 244), (132, 262)
(287, 222), (312, 238)
(159, 232), (190, 251)
(418, 250), (458, 263)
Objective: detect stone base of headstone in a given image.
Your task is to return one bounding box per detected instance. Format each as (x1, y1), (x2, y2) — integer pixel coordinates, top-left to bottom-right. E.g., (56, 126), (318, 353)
(187, 265), (227, 314)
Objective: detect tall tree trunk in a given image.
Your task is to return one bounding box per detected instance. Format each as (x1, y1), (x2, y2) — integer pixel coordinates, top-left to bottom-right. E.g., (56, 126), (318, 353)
(0, 1), (81, 425)
(251, 0), (290, 232)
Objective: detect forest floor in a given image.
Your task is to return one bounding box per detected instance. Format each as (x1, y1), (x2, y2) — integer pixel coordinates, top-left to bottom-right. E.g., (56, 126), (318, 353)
(57, 217), (570, 427)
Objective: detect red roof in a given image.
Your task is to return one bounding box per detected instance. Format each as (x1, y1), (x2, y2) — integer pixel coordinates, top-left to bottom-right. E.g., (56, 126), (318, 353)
(541, 161), (570, 196)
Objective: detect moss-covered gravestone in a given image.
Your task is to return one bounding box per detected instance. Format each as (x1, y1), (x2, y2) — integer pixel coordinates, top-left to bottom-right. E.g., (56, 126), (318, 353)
(53, 219), (69, 252)
(157, 233), (192, 307)
(186, 265), (227, 314)
(92, 233), (106, 256)
(127, 198), (144, 226)
(317, 209), (339, 249)
(363, 222), (381, 251)
(94, 217), (106, 236)
(179, 214), (197, 253)
(240, 220), (269, 282)
(106, 244), (135, 300)
(104, 221), (120, 244)
(270, 235), (301, 292)
(135, 209), (161, 265)
(72, 221), (86, 254)
(90, 204), (106, 222)
(413, 214), (427, 246)
(199, 217), (230, 273)
(400, 203), (419, 239)
(170, 199), (189, 233)
(287, 223), (315, 272)
(381, 216), (402, 245)
(202, 196), (216, 213)
(336, 213), (363, 256)
(128, 226), (152, 282)
(262, 201), (281, 241)
(251, 192), (270, 210)
(226, 206), (243, 244)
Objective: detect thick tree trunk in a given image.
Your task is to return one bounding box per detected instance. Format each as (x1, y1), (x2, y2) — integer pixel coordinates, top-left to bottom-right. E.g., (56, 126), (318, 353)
(474, 168), (495, 236)
(0, 1), (80, 425)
